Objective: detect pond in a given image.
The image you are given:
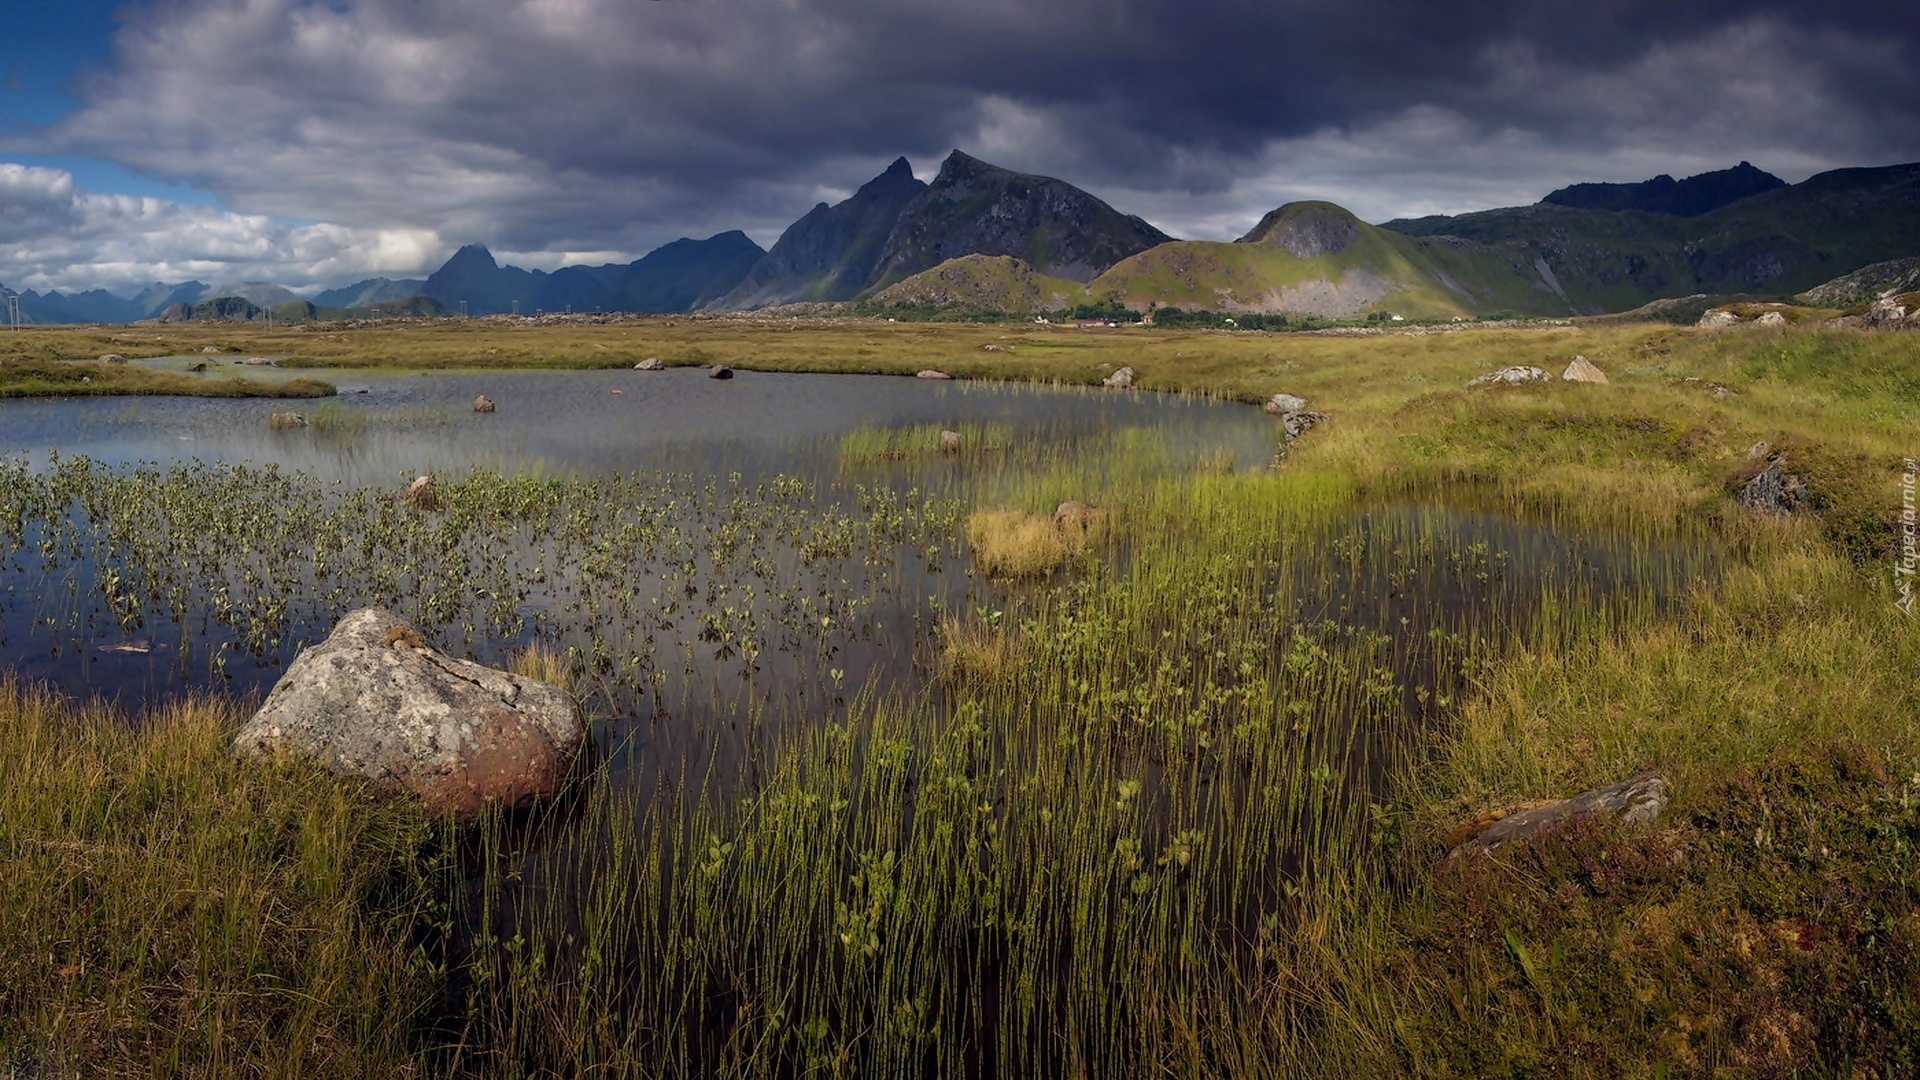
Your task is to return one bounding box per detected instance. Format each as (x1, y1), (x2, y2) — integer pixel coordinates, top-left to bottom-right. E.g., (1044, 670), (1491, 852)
(0, 369), (1280, 789)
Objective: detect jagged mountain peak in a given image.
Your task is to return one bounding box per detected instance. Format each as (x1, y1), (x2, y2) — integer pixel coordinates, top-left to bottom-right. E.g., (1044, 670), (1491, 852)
(868, 150), (1170, 288)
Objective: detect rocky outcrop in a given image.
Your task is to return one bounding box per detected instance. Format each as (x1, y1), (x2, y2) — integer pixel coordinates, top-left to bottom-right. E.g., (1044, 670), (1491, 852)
(1755, 310), (1787, 328)
(1467, 366), (1551, 387)
(1102, 366), (1135, 389)
(268, 412), (308, 429)
(1696, 308), (1741, 329)
(916, 369), (952, 379)
(98, 353), (127, 363)
(1561, 356), (1608, 384)
(1278, 410), (1328, 441)
(1264, 393), (1309, 415)
(709, 365), (734, 380)
(1450, 773), (1669, 859)
(1737, 456), (1807, 514)
(635, 358), (665, 371)
(234, 608), (583, 820)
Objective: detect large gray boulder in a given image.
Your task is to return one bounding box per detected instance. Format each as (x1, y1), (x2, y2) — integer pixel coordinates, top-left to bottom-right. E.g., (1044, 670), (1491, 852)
(1102, 366), (1134, 389)
(1264, 393), (1309, 415)
(234, 608), (582, 820)
(1451, 772), (1668, 859)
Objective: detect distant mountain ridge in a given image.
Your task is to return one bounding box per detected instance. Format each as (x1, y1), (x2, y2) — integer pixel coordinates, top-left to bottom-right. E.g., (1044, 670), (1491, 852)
(1381, 161), (1920, 313)
(11, 155), (1920, 324)
(1542, 162), (1787, 217)
(421, 232), (764, 316)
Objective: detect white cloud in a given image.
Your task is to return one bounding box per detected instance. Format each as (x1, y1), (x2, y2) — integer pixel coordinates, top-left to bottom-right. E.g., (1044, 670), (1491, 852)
(0, 162), (441, 294)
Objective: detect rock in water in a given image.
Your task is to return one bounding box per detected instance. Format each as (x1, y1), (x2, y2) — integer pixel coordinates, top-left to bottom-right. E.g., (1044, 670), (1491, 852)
(710, 365), (734, 380)
(473, 395), (496, 413)
(635, 358), (665, 371)
(1560, 355), (1608, 384)
(1450, 773), (1668, 859)
(1466, 366), (1551, 388)
(98, 353), (127, 364)
(234, 608), (582, 820)
(939, 430), (963, 454)
(916, 369), (953, 379)
(1052, 500), (1108, 539)
(403, 475), (439, 510)
(1102, 366), (1134, 389)
(268, 411), (308, 429)
(1264, 393), (1309, 415)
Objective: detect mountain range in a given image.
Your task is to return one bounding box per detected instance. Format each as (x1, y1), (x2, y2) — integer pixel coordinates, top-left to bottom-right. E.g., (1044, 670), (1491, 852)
(7, 157), (1920, 324)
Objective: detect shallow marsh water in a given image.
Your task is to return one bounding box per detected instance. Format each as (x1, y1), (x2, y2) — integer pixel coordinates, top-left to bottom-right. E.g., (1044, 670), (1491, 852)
(0, 366), (1727, 1070)
(0, 369), (1274, 786)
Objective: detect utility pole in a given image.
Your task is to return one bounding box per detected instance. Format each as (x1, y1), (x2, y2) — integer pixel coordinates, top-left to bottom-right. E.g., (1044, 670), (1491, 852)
(460, 300), (468, 319)
(5, 293), (19, 331)
(511, 300), (519, 317)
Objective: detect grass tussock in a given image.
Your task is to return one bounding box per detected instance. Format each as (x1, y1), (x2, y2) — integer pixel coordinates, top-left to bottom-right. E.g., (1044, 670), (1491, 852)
(964, 504), (1107, 577)
(506, 640), (574, 691)
(0, 679), (440, 1077)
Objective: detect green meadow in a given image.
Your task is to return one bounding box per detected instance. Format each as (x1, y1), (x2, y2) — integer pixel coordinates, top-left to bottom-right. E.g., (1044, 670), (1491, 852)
(2, 315), (1917, 1075)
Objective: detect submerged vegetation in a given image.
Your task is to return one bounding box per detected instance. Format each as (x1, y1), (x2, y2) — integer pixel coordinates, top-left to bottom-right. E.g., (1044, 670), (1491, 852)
(1, 316), (1917, 1075)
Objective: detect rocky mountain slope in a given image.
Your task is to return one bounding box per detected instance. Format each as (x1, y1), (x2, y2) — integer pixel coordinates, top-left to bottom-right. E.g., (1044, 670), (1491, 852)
(865, 151), (1170, 290)
(1382, 162), (1920, 313)
(1795, 257), (1920, 307)
(715, 158), (928, 308)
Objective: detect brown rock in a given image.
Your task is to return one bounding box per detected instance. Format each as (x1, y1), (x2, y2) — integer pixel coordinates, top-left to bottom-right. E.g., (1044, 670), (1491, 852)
(403, 475), (439, 510)
(939, 430), (963, 454)
(473, 395), (496, 413)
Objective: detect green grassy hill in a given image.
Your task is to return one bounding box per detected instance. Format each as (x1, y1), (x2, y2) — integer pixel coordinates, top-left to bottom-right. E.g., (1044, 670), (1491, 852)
(1088, 202), (1558, 318)
(868, 254), (1089, 312)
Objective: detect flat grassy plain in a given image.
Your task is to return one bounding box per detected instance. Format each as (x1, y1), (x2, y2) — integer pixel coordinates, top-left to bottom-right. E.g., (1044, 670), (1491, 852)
(2, 315), (1918, 1075)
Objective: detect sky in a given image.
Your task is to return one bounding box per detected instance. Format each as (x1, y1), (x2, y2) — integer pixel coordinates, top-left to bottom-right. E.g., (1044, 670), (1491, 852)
(2, 0), (1918, 296)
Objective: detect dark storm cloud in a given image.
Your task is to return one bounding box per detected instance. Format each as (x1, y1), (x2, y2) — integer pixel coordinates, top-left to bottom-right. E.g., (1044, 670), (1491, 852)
(6, 0), (1919, 290)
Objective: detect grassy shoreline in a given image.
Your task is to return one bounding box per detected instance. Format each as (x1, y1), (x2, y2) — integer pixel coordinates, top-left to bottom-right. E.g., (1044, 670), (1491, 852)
(0, 356), (336, 399)
(3, 317), (1916, 1074)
